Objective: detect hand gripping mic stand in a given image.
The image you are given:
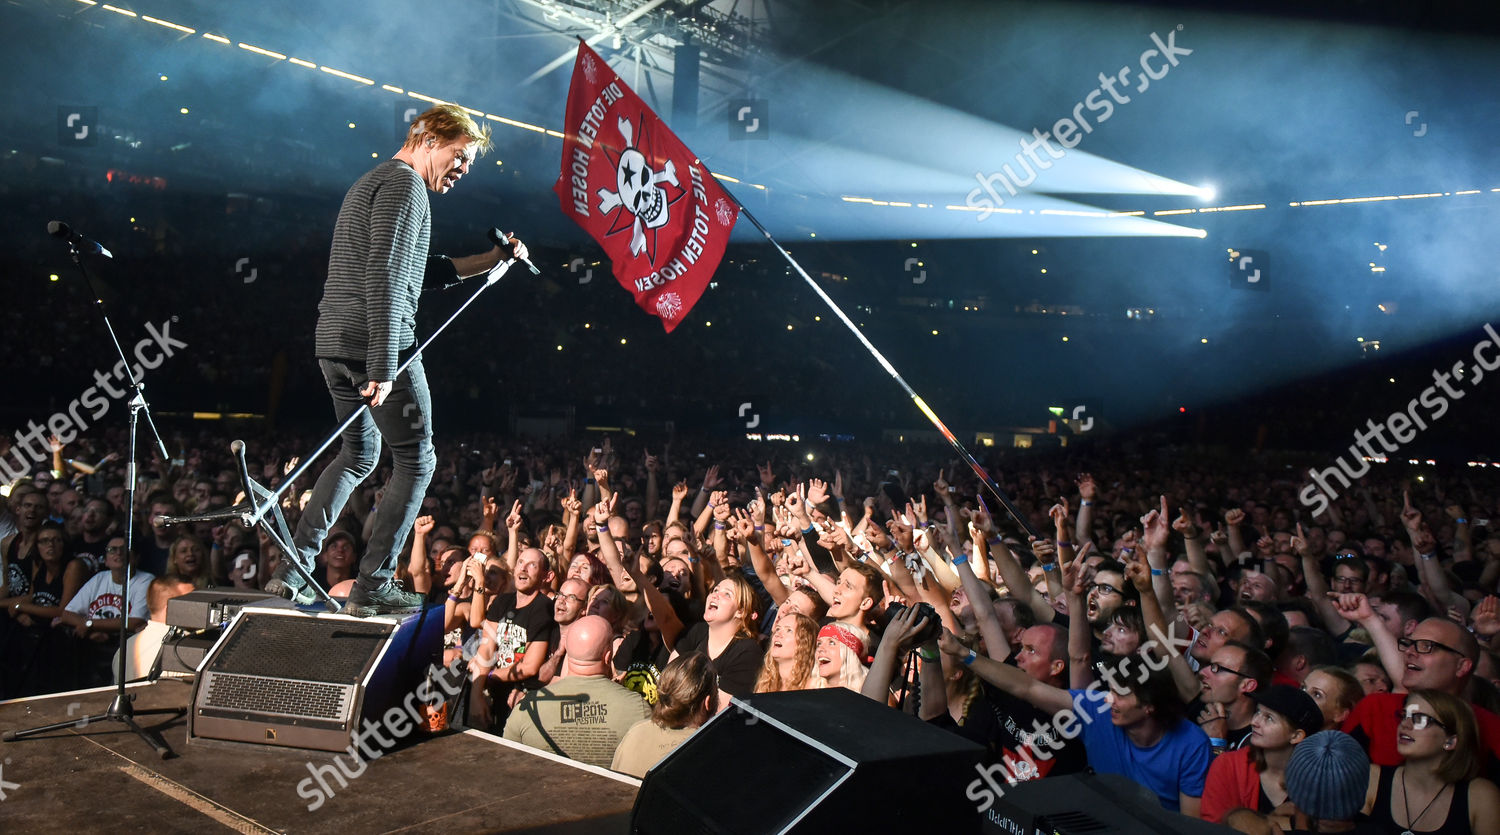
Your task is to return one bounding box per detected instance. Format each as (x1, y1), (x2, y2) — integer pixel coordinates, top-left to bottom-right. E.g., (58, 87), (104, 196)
(157, 255), (525, 615)
(4, 226), (181, 757)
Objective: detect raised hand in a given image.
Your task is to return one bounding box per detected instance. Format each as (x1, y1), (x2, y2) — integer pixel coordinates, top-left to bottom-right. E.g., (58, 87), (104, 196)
(1172, 506), (1199, 539)
(283, 456), (301, 477)
(1401, 490), (1422, 532)
(1030, 536), (1058, 565)
(1472, 595), (1500, 638)
(1328, 591), (1375, 622)
(732, 508), (757, 541)
(482, 464), (500, 488)
(482, 495), (500, 521)
(415, 515), (435, 536)
(1225, 508), (1245, 527)
(561, 488), (582, 516)
(505, 500), (524, 531)
(702, 464), (723, 492)
(1076, 473), (1097, 501)
(591, 494), (618, 527)
(1290, 522), (1310, 557)
(933, 468), (951, 496)
(671, 481), (689, 502)
(887, 511), (915, 552)
(807, 478), (830, 507)
(757, 461), (775, 488)
(712, 491), (731, 522)
(644, 450), (659, 473)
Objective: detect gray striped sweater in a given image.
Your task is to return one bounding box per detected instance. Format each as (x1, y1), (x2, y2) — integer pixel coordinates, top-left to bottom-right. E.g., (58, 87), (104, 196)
(314, 160), (431, 382)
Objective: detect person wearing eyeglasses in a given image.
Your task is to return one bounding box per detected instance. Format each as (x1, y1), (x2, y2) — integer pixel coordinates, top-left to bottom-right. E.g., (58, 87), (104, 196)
(56, 535), (151, 687)
(1337, 595), (1500, 770)
(1197, 641), (1274, 752)
(1360, 690), (1500, 833)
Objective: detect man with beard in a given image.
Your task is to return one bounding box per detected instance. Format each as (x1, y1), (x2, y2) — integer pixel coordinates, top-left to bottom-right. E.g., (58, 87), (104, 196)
(468, 548), (557, 730)
(70, 498), (115, 575)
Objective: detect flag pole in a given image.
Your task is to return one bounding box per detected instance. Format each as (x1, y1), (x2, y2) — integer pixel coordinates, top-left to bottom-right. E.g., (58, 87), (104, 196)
(728, 200), (1041, 540)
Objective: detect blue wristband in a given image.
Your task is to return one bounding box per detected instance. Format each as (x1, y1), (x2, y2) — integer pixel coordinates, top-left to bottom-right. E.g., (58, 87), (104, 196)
(962, 650), (978, 666)
(802, 524), (816, 536)
(1151, 568), (1165, 576)
(1042, 562), (1058, 572)
(952, 553), (970, 566)
(1057, 541), (1073, 549)
(1210, 737), (1227, 748)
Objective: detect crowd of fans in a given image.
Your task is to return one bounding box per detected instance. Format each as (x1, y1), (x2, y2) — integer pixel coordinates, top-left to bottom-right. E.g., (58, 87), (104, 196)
(4, 427), (1500, 833)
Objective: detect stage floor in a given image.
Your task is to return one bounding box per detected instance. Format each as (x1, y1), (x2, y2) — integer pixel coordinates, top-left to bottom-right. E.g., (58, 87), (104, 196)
(0, 678), (639, 834)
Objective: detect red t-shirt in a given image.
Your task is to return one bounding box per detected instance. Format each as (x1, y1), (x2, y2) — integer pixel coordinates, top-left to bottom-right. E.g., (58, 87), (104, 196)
(1200, 746), (1263, 823)
(1341, 690), (1500, 767)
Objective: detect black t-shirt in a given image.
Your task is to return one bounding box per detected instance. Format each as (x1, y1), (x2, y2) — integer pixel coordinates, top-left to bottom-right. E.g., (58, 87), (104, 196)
(674, 621), (764, 698)
(70, 534), (109, 576)
(485, 591), (559, 688)
(1185, 696), (1252, 749)
(615, 628), (671, 705)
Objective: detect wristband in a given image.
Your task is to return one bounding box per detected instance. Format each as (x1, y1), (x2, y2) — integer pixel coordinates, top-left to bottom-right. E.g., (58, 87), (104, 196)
(1209, 737), (1227, 748)
(917, 647), (938, 661)
(447, 594), (459, 602)
(1457, 518), (1468, 525)
(585, 478), (594, 484)
(836, 497), (845, 504)
(1057, 541), (1073, 549)
(962, 649), (978, 667)
(596, 525), (609, 534)
(1042, 562), (1058, 572)
(713, 523), (728, 531)
(1420, 552), (1436, 561)
(1151, 568), (1165, 577)
(753, 525), (765, 532)
(952, 552), (970, 566)
(919, 522), (931, 529)
(1080, 500), (1094, 507)
(1120, 547), (1135, 555)
(802, 524), (816, 536)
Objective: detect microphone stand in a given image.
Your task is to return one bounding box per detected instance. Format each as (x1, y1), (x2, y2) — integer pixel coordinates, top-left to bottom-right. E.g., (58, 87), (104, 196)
(4, 234), (181, 757)
(160, 256), (526, 614)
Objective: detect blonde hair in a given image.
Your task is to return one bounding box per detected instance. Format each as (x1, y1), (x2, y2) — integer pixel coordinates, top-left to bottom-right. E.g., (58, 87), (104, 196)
(755, 613), (818, 693)
(403, 104), (492, 154)
(813, 625), (869, 692)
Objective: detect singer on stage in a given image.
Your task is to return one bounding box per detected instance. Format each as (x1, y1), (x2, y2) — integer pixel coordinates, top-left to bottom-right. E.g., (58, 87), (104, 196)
(267, 104), (527, 617)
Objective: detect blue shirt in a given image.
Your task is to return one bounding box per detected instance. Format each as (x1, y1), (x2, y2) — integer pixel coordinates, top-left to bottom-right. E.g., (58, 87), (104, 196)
(1067, 688), (1212, 811)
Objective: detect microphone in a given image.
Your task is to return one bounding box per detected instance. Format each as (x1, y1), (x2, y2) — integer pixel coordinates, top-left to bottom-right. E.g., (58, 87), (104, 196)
(487, 228), (540, 275)
(47, 221), (113, 259)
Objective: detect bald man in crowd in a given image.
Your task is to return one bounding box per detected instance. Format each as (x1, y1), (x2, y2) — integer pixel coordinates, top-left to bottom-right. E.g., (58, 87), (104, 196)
(503, 615), (649, 769)
(1337, 596), (1500, 767)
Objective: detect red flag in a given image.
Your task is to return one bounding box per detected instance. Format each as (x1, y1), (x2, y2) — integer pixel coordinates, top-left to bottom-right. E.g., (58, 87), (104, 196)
(554, 41), (739, 332)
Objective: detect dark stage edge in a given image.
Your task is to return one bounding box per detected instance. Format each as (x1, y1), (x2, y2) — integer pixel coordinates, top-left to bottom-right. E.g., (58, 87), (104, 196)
(0, 679), (639, 834)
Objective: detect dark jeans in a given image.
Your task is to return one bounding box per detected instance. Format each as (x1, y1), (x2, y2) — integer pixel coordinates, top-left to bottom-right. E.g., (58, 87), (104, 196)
(291, 357), (435, 592)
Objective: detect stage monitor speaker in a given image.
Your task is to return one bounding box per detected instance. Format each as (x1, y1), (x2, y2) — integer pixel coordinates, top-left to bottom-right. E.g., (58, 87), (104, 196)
(631, 687), (984, 834)
(165, 588), (288, 631)
(985, 772), (1233, 834)
(186, 606), (442, 754)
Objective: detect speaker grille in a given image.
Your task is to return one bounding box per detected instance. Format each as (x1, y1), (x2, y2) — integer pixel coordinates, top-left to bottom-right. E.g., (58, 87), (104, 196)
(1037, 811), (1113, 833)
(209, 615), (394, 682)
(204, 672), (351, 720)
